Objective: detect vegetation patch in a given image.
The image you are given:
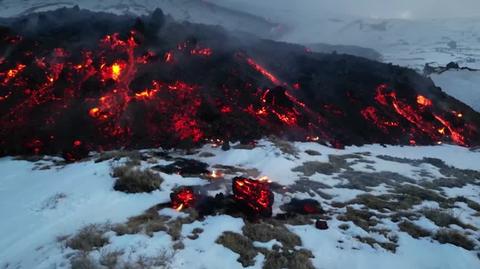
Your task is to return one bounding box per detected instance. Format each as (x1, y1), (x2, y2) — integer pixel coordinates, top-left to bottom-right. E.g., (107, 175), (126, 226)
(216, 232), (258, 267)
(337, 207), (380, 231)
(66, 224), (109, 252)
(398, 221), (431, 238)
(243, 221), (302, 249)
(112, 164), (163, 193)
(355, 236), (398, 253)
(423, 209), (477, 231)
(433, 229), (476, 250)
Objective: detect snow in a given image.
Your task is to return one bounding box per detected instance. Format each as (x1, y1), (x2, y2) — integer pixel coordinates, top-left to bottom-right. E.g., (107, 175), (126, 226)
(431, 70), (480, 112)
(172, 215), (248, 268)
(1, 140), (480, 268)
(291, 222), (480, 269)
(443, 184), (480, 204)
(253, 239), (282, 250)
(0, 158), (167, 268)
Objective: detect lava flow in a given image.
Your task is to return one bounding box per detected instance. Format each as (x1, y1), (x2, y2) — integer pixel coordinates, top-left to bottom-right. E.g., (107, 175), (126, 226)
(0, 8), (479, 158)
(232, 177), (274, 217)
(371, 84), (470, 146)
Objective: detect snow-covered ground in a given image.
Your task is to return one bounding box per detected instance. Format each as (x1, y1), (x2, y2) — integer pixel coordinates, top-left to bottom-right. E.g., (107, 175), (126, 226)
(1, 140), (479, 268)
(431, 70), (480, 112)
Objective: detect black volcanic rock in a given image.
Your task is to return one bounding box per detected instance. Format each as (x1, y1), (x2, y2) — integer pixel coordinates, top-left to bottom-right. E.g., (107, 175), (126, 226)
(0, 7), (479, 157)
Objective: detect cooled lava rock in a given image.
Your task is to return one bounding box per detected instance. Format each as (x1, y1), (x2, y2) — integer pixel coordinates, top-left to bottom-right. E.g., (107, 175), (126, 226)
(152, 158), (209, 176)
(1, 7), (479, 157)
(282, 198), (324, 215)
(232, 177), (274, 217)
(315, 220), (329, 230)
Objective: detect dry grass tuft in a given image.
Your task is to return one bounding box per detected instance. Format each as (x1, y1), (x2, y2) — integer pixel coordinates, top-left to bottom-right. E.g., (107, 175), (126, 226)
(269, 136), (299, 156)
(216, 232), (257, 267)
(337, 207), (379, 232)
(423, 209), (477, 230)
(355, 236), (398, 253)
(262, 248), (315, 269)
(70, 252), (97, 269)
(112, 164), (163, 193)
(66, 224), (109, 252)
(398, 221), (431, 239)
(434, 229), (476, 250)
(242, 222), (301, 249)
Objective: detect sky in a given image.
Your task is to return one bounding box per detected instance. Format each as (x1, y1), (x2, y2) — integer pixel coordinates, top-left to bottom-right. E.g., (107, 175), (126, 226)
(208, 0), (480, 19)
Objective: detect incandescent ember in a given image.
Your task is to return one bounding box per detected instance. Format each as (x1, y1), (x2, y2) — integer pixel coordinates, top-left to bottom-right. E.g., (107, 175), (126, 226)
(232, 177), (274, 217)
(170, 187), (196, 211)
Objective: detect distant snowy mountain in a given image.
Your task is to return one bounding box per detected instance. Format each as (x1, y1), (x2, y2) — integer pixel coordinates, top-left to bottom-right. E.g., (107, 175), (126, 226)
(208, 0), (480, 70)
(3, 0), (479, 71)
(0, 0), (282, 39)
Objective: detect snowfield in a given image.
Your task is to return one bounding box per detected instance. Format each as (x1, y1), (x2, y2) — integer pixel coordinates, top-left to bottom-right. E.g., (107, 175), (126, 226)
(431, 70), (480, 113)
(1, 140), (479, 268)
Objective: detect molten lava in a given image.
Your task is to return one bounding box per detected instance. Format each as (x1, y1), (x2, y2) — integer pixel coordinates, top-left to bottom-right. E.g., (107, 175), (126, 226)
(232, 177), (274, 217)
(372, 84), (469, 146)
(171, 187), (196, 211)
(246, 57), (281, 85)
(417, 95), (432, 107)
(0, 10), (479, 158)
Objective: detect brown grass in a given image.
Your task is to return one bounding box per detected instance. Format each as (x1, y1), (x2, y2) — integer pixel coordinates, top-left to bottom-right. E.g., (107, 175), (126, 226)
(66, 224), (109, 252)
(70, 252), (97, 269)
(269, 136), (299, 156)
(398, 221), (431, 238)
(355, 236), (398, 253)
(434, 229), (476, 250)
(216, 232), (257, 267)
(292, 161), (339, 176)
(112, 165), (163, 193)
(262, 249), (315, 269)
(242, 221), (301, 249)
(337, 207), (379, 232)
(423, 209), (477, 231)
(99, 250), (124, 269)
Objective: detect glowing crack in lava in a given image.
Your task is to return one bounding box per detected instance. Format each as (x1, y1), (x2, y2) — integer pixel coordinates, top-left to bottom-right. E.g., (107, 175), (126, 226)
(373, 84), (469, 146)
(246, 57), (281, 85)
(171, 187), (196, 211)
(232, 177), (274, 217)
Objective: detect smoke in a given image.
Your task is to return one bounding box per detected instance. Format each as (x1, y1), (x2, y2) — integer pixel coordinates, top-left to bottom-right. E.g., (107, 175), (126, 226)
(207, 0), (480, 19)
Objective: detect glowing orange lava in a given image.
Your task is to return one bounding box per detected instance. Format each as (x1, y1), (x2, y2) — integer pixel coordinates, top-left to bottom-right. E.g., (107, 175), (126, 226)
(111, 63), (122, 80)
(417, 95), (432, 107)
(246, 58), (280, 85)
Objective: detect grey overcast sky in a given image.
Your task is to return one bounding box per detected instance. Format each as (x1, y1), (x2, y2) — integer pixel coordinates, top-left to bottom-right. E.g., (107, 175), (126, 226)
(209, 0), (480, 19)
